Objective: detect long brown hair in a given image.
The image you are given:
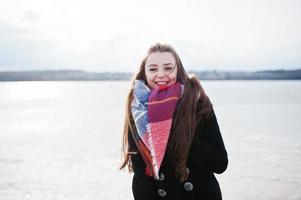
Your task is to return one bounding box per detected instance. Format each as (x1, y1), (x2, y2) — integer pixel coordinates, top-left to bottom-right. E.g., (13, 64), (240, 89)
(120, 43), (213, 181)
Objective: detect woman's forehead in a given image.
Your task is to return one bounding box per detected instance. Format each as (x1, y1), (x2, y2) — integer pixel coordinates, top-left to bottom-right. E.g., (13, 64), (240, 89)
(145, 52), (176, 66)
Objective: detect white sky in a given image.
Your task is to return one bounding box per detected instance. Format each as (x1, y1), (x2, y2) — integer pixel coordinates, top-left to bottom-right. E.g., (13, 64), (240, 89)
(0, 0), (300, 72)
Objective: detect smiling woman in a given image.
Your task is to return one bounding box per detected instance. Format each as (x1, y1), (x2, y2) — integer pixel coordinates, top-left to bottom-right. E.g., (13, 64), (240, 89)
(120, 43), (228, 200)
(144, 52), (178, 89)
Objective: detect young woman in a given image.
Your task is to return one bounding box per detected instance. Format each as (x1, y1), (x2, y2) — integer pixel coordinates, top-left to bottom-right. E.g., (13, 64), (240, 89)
(120, 43), (228, 200)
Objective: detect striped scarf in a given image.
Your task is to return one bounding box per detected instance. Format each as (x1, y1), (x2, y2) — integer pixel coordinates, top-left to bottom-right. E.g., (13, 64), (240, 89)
(131, 79), (184, 179)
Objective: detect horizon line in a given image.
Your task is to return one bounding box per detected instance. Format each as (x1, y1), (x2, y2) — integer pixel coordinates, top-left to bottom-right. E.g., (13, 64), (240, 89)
(0, 67), (301, 73)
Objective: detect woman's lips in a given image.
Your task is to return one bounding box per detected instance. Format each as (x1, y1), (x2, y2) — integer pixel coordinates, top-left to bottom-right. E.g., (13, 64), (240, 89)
(155, 81), (169, 85)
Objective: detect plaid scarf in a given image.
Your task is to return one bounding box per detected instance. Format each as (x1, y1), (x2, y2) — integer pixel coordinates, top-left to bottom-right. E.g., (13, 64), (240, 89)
(131, 79), (184, 179)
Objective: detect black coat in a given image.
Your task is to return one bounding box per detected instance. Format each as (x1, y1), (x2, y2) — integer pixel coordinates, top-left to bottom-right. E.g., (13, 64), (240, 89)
(128, 111), (228, 200)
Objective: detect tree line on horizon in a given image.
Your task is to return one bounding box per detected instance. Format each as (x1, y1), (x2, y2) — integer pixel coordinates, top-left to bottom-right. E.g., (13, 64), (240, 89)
(0, 69), (300, 81)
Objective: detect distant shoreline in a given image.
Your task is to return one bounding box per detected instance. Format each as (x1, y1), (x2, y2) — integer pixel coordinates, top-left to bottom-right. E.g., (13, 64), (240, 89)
(0, 69), (301, 81)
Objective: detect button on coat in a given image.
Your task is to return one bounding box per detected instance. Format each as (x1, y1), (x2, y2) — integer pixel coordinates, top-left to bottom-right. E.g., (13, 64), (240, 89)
(184, 182), (194, 191)
(157, 189), (167, 197)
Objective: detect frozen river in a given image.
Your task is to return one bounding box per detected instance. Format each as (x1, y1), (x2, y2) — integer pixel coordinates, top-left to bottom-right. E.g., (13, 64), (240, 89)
(0, 80), (300, 200)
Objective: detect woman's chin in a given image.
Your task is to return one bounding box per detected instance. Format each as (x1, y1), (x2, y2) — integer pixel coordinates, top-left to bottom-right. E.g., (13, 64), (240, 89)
(157, 83), (176, 90)
(149, 82), (176, 90)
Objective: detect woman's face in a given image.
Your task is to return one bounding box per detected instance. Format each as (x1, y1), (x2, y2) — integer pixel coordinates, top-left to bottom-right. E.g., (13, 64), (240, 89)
(144, 52), (178, 89)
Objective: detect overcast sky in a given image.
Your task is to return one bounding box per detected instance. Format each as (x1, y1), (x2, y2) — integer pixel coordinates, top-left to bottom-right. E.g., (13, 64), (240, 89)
(0, 0), (300, 72)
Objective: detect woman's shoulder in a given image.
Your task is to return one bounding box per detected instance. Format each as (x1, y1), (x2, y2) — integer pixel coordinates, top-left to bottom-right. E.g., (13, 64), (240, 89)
(196, 96), (214, 122)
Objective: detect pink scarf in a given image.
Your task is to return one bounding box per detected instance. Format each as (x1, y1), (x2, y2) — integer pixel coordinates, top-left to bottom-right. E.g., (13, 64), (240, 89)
(131, 80), (183, 178)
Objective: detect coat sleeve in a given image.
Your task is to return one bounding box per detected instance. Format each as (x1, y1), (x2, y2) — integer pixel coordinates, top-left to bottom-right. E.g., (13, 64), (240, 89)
(128, 131), (158, 200)
(188, 111), (228, 174)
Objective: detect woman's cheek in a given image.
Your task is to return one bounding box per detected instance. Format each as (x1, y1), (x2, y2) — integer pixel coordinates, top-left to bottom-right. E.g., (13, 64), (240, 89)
(147, 81), (157, 89)
(169, 78), (177, 85)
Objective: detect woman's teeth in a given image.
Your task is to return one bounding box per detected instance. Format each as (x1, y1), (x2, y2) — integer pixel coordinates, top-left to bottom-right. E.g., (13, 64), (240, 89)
(156, 82), (168, 85)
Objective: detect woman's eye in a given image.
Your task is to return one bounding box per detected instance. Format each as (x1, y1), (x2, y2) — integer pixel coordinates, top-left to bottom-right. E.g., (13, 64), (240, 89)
(165, 67), (173, 71)
(149, 68), (157, 72)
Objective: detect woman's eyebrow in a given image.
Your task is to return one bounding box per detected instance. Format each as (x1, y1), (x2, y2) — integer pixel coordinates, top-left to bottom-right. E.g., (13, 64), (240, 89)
(147, 63), (173, 67)
(147, 64), (158, 67)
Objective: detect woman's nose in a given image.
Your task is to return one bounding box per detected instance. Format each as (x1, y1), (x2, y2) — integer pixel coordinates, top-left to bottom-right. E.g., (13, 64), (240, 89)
(157, 68), (166, 77)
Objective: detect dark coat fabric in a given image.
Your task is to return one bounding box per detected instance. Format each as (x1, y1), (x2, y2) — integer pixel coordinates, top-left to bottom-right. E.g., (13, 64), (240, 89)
(128, 110), (228, 200)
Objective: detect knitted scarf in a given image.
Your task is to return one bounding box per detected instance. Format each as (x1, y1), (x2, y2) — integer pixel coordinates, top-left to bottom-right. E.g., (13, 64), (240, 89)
(131, 79), (184, 179)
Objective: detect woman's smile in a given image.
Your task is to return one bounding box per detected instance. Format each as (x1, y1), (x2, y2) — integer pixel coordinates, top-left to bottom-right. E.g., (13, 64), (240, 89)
(155, 81), (169, 86)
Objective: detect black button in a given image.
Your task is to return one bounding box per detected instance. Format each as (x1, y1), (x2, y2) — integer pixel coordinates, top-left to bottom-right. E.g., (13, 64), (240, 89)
(157, 189), (167, 197)
(186, 167), (190, 175)
(184, 182), (193, 191)
(158, 172), (165, 181)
